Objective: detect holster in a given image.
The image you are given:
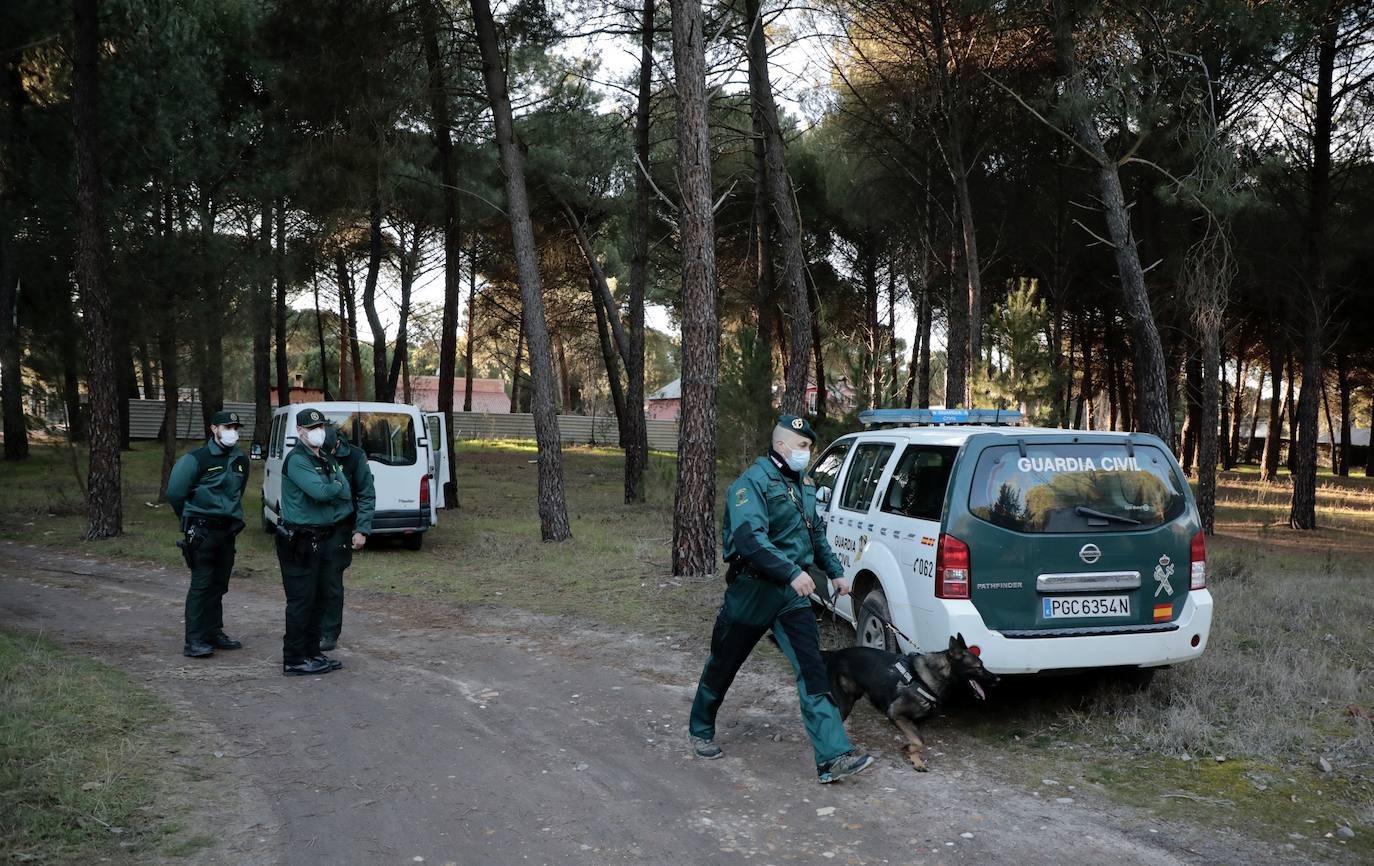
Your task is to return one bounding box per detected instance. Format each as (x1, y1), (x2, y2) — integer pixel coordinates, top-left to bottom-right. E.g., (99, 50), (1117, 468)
(724, 557), (743, 586)
(176, 525), (204, 569)
(276, 525), (317, 564)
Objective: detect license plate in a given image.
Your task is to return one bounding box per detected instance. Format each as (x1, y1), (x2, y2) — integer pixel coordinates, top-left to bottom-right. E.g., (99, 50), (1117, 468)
(1042, 595), (1131, 619)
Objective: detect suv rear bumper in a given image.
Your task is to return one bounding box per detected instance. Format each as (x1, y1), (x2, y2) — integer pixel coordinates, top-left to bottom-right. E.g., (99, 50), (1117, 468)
(922, 589), (1213, 675)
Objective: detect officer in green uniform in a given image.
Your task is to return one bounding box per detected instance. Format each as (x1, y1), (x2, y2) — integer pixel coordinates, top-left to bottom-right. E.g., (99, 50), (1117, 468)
(689, 415), (874, 783)
(319, 426), (375, 652)
(166, 410), (248, 658)
(276, 408), (354, 676)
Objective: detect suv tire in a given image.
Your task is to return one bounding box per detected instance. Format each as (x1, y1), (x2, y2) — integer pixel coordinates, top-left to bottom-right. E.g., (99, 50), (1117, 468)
(856, 587), (898, 652)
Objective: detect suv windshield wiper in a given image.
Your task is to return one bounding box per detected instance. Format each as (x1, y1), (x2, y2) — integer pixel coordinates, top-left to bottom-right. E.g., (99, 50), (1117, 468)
(1074, 506), (1141, 526)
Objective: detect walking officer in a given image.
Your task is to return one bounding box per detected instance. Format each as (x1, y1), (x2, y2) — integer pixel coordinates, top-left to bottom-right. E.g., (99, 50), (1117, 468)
(688, 414), (875, 784)
(275, 408), (354, 676)
(166, 409), (248, 658)
(319, 425), (375, 652)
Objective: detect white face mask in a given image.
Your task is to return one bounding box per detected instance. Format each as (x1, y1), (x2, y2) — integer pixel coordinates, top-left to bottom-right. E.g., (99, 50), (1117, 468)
(302, 427), (326, 448)
(784, 448), (811, 473)
(216, 427), (240, 447)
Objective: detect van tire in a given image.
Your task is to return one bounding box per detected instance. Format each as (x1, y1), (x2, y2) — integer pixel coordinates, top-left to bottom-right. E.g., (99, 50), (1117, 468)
(856, 588), (898, 653)
(401, 532), (424, 551)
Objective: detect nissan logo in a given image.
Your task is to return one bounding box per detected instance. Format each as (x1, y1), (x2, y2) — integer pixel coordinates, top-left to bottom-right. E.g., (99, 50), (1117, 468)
(1079, 543), (1102, 564)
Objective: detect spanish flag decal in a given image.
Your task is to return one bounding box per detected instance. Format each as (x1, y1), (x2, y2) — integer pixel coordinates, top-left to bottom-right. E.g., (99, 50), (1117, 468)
(1153, 603), (1172, 622)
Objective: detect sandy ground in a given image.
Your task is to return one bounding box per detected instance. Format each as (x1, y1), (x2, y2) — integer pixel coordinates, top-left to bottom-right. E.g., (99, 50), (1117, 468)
(0, 541), (1295, 866)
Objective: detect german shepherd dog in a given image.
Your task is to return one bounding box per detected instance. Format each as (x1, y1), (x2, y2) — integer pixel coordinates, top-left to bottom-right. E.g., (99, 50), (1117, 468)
(823, 635), (999, 771)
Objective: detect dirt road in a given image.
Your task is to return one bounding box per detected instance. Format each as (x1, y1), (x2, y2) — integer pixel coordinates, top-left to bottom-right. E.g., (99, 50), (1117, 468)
(0, 542), (1282, 866)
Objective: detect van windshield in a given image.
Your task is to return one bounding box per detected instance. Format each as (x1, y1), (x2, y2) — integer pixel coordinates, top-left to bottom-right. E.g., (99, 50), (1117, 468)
(968, 442), (1185, 533)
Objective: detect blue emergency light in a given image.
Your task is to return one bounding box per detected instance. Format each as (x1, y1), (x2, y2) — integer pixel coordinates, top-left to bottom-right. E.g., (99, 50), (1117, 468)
(858, 408), (1023, 427)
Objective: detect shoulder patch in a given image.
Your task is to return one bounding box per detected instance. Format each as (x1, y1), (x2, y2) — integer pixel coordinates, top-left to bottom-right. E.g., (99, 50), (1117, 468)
(735, 487), (749, 507)
(803, 476), (814, 486)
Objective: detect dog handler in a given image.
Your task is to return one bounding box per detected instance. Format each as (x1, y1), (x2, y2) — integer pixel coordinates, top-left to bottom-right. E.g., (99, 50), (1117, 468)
(275, 409), (354, 676)
(319, 425), (374, 652)
(166, 410), (248, 658)
(688, 414), (875, 783)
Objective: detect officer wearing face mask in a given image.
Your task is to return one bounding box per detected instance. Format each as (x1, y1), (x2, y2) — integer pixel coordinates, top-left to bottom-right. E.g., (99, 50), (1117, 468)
(318, 425), (374, 652)
(275, 408), (353, 676)
(166, 409), (249, 659)
(688, 415), (874, 784)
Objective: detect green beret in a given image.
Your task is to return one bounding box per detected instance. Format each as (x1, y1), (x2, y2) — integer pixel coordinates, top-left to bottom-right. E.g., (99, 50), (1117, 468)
(776, 414), (817, 444)
(296, 407), (328, 428)
(210, 410), (242, 427)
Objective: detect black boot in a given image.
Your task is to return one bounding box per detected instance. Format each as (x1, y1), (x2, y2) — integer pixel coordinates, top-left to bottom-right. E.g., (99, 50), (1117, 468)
(183, 641), (215, 658)
(282, 658), (333, 676)
(210, 632), (243, 650)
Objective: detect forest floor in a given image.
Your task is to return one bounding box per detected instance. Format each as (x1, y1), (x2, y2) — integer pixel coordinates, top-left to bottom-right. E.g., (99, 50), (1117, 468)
(0, 441), (1370, 864)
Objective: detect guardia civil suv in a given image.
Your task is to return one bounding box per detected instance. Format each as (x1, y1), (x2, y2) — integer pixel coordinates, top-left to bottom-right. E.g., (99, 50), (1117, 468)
(811, 409), (1213, 678)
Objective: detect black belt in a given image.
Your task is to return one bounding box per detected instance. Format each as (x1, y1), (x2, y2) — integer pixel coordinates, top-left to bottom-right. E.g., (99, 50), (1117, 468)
(187, 516), (235, 530)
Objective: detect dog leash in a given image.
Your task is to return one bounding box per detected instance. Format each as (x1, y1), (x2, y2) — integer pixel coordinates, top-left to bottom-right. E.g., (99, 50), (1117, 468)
(809, 591), (918, 648)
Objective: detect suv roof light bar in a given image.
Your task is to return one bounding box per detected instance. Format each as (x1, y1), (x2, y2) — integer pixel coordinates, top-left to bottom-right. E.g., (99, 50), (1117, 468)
(858, 408), (1023, 427)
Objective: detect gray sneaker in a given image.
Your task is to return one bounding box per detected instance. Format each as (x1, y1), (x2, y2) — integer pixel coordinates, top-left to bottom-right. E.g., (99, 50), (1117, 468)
(690, 735), (722, 759)
(817, 750), (875, 783)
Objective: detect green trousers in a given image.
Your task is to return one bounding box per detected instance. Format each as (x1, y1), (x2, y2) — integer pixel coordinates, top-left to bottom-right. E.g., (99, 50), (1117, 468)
(184, 526), (235, 643)
(320, 535), (352, 644)
(689, 576), (853, 767)
(276, 524), (349, 664)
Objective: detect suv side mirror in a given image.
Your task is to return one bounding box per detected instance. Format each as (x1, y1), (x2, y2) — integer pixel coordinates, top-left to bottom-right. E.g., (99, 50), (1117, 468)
(249, 442), (264, 460)
(816, 486), (831, 505)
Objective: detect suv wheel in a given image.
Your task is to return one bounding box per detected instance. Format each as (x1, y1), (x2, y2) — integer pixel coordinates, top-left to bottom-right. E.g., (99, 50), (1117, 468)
(856, 587), (897, 652)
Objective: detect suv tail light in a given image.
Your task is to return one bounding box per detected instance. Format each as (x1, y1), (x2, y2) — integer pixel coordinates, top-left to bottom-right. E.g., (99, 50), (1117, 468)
(936, 533), (970, 599)
(1189, 530), (1207, 590)
(420, 474), (431, 509)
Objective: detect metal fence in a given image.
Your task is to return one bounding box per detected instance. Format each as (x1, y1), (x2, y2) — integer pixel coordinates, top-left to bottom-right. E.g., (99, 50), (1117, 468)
(128, 400), (679, 451)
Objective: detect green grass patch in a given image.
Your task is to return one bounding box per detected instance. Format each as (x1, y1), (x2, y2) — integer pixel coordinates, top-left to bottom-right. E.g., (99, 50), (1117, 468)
(0, 628), (173, 862)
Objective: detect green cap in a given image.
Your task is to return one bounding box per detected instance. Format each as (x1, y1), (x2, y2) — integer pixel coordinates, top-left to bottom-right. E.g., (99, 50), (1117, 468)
(210, 410), (242, 427)
(296, 407), (328, 428)
(776, 414), (817, 444)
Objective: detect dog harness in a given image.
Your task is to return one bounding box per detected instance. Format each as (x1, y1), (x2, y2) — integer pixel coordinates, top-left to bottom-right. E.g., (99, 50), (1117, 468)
(894, 659), (941, 706)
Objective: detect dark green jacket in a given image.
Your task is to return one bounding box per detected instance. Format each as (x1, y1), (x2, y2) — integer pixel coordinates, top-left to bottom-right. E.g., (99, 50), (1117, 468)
(166, 439), (247, 522)
(722, 455), (844, 584)
(279, 442), (353, 528)
(335, 439), (376, 535)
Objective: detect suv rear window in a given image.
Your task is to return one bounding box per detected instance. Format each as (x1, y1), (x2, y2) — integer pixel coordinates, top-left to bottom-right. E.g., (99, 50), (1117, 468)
(968, 442), (1185, 532)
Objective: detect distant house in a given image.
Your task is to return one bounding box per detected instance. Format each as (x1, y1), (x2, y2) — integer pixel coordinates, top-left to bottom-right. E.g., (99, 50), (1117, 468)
(409, 375), (510, 414)
(806, 376), (858, 414)
(269, 376), (326, 405)
(646, 378), (681, 421)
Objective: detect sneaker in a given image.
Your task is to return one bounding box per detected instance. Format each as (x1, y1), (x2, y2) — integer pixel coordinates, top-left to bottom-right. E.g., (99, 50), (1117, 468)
(690, 735), (723, 759)
(817, 750), (875, 784)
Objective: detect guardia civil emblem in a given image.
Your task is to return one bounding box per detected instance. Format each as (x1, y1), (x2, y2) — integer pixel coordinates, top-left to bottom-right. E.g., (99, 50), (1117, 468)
(791, 418), (804, 430)
(1153, 554), (1175, 597)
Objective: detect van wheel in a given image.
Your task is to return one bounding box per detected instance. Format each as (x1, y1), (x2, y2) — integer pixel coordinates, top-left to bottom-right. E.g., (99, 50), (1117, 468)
(856, 588), (898, 653)
(401, 533), (424, 551)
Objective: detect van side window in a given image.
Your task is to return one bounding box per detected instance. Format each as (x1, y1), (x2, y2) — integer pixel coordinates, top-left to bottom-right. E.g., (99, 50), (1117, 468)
(838, 443), (895, 512)
(270, 415), (284, 458)
(881, 445), (958, 521)
(809, 441), (852, 498)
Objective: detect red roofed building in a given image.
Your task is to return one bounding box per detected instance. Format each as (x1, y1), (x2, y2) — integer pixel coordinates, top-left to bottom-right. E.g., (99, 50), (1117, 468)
(409, 376), (511, 414)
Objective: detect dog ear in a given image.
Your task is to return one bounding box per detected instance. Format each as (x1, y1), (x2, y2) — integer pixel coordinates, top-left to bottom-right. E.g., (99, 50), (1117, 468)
(948, 635), (960, 653)
(956, 632), (968, 650)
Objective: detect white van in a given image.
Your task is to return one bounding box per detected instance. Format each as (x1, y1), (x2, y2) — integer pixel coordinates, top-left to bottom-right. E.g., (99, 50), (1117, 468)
(260, 401), (448, 550)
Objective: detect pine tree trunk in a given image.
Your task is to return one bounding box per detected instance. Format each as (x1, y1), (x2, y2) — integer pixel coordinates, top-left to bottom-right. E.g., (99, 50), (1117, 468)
(362, 192), (390, 401)
(1284, 349), (1297, 475)
(591, 276), (629, 444)
(1226, 346), (1246, 468)
(1337, 349), (1351, 477)
(463, 246), (476, 412)
(1197, 323), (1220, 534)
(335, 255), (353, 400)
(1246, 366), (1265, 465)
(917, 274), (932, 408)
(1261, 336), (1282, 480)
(73, 0), (121, 538)
(157, 187), (178, 498)
(945, 231), (968, 409)
(313, 278), (333, 402)
(509, 318), (523, 413)
(253, 200), (273, 448)
(1, 58), (28, 460)
(1219, 378), (1231, 472)
(810, 287), (826, 419)
(274, 198), (290, 407)
(887, 269), (898, 404)
(623, 0), (653, 502)
(1182, 346), (1201, 475)
(386, 225), (417, 401)
(196, 201), (223, 436)
(420, 0), (461, 502)
(744, 0), (809, 415)
(471, 0), (572, 540)
(1052, 0), (1170, 442)
(1289, 10), (1336, 530)
(1321, 376), (1336, 475)
(668, 0), (719, 576)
